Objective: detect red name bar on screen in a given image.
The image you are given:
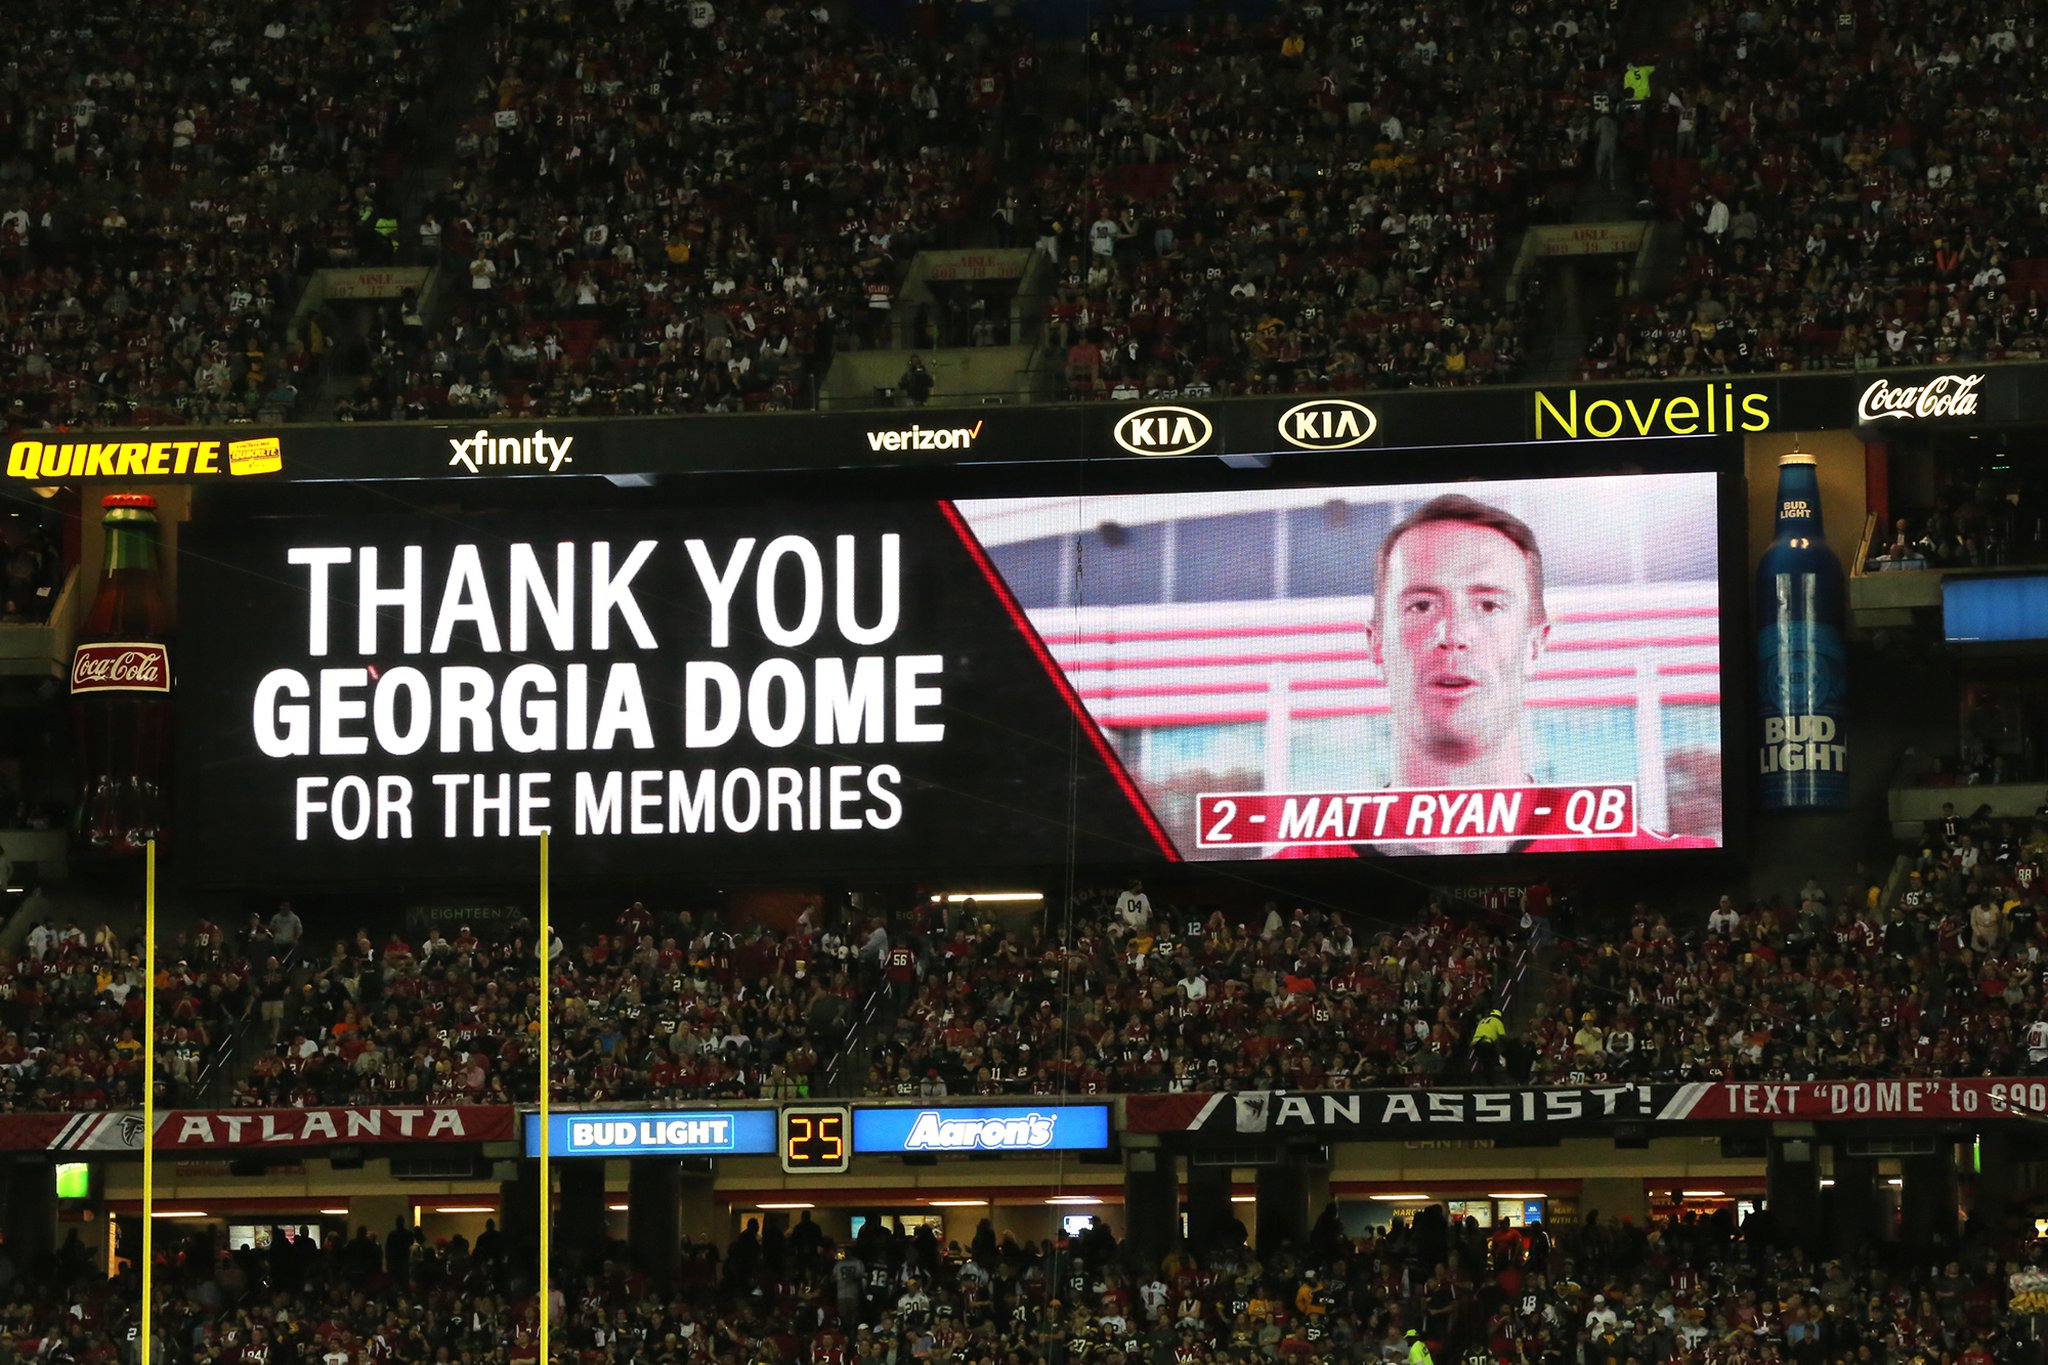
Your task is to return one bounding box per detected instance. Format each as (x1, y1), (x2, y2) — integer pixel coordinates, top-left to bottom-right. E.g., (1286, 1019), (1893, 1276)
(1194, 785), (1636, 848)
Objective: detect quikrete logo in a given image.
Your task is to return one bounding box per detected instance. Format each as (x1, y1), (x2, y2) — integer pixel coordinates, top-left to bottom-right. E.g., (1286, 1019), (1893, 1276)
(1278, 398), (1378, 449)
(447, 428), (576, 474)
(1114, 404), (1214, 456)
(865, 419), (984, 452)
(1531, 383), (1771, 440)
(8, 437), (279, 481)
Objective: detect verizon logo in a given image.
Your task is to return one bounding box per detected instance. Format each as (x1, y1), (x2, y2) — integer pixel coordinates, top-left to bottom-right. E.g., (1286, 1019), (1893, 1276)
(865, 421), (983, 452)
(71, 642), (170, 695)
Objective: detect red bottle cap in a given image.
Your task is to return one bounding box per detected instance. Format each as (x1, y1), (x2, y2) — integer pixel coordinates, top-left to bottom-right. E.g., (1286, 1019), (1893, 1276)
(102, 494), (159, 510)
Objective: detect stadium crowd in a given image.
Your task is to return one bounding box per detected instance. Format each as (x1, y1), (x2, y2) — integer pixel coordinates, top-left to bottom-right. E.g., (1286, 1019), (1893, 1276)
(0, 919), (143, 1111)
(1029, 0), (1611, 398)
(3, 786), (2046, 1114)
(0, 0), (1756, 426)
(18, 0), (2048, 421)
(11, 1190), (2031, 1365)
(1865, 467), (2048, 572)
(864, 888), (1510, 1097)
(1587, 0), (2048, 377)
(247, 0), (1622, 419)
(858, 795), (2047, 1097)
(192, 902), (854, 1110)
(0, 0), (457, 429)
(1535, 806), (2048, 1085)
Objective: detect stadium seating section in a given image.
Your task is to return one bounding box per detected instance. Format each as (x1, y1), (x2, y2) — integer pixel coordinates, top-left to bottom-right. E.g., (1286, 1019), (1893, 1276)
(44, 0), (2039, 423)
(16, 1205), (2025, 1365)
(3, 779), (2041, 1113)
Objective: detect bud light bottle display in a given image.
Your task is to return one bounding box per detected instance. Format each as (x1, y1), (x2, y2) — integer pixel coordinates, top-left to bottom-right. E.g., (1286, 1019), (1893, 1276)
(72, 494), (173, 851)
(1755, 452), (1847, 810)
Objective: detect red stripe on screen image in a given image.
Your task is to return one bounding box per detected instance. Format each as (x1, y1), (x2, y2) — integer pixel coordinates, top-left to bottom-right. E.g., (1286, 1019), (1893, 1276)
(1099, 711), (1271, 729)
(937, 499), (1180, 861)
(1039, 621), (1361, 645)
(1557, 606), (1718, 622)
(1055, 638), (1713, 669)
(1547, 634), (1719, 652)
(1661, 692), (1722, 707)
(1074, 680), (1273, 700)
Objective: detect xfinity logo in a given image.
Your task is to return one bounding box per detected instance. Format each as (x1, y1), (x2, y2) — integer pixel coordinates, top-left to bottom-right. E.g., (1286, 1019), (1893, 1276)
(1113, 405), (1213, 456)
(1278, 398), (1378, 449)
(1857, 373), (1985, 423)
(903, 1109), (1057, 1151)
(865, 420), (983, 452)
(447, 428), (576, 474)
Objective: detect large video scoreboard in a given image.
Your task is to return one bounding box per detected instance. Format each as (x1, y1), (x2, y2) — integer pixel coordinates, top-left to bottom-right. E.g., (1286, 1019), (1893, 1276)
(172, 432), (1739, 884)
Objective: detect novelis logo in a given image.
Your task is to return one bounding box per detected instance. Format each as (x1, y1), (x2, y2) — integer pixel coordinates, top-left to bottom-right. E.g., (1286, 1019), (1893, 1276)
(1532, 383), (1771, 440)
(1278, 398), (1378, 450)
(865, 420), (984, 453)
(1113, 405), (1213, 456)
(903, 1109), (1057, 1151)
(71, 642), (170, 695)
(447, 428), (576, 474)
(1857, 373), (1984, 423)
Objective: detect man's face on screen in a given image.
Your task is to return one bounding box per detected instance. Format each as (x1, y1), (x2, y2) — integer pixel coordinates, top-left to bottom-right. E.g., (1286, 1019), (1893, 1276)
(1371, 520), (1548, 770)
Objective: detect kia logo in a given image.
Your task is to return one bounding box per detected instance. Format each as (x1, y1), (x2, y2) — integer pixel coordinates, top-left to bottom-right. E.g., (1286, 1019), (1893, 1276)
(1278, 398), (1378, 450)
(1113, 405), (1214, 456)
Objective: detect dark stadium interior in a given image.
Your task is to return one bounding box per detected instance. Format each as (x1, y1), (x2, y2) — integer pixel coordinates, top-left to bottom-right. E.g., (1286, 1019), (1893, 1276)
(6, 0), (2048, 1363)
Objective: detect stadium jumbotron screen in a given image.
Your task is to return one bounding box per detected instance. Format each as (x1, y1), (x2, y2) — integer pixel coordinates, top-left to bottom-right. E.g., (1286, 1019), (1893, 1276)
(177, 469), (1723, 884)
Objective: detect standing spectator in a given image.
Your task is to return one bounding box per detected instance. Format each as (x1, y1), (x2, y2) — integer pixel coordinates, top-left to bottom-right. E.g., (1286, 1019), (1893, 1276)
(898, 355), (935, 407)
(1706, 895), (1741, 937)
(1594, 112), (1619, 187)
(1704, 195), (1730, 247)
(270, 902), (303, 952)
(258, 960), (290, 1043)
(1116, 880), (1152, 932)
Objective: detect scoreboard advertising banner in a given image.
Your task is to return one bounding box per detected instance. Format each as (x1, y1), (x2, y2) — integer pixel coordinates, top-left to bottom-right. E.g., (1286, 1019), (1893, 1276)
(178, 470), (1726, 883)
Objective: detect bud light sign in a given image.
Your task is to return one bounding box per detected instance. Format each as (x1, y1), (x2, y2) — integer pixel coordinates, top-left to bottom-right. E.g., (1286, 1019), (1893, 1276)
(526, 1109), (777, 1157)
(852, 1104), (1112, 1154)
(71, 642), (171, 695)
(1755, 454), (1848, 811)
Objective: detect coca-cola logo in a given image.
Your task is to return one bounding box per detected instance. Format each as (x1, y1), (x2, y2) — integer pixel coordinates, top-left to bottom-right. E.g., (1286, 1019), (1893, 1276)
(1857, 373), (1985, 423)
(71, 642), (171, 695)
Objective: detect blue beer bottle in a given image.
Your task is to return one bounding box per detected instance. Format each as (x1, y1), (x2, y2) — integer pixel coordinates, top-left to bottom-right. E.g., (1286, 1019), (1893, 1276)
(1755, 452), (1848, 810)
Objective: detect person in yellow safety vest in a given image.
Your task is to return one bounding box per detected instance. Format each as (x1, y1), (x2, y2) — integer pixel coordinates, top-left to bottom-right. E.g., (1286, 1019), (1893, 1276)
(1471, 1008), (1507, 1082)
(1408, 1329), (1435, 1365)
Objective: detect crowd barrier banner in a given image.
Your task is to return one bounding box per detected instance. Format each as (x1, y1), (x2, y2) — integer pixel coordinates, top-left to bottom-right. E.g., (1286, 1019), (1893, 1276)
(0, 1104), (517, 1151)
(0, 1083), (2033, 1155)
(1129, 1078), (2048, 1138)
(1653, 1077), (2048, 1122)
(6, 364), (2032, 485)
(1125, 1086), (1660, 1137)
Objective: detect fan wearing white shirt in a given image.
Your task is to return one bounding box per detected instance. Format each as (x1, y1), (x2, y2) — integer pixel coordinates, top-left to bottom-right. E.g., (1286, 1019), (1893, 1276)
(1116, 881), (1152, 932)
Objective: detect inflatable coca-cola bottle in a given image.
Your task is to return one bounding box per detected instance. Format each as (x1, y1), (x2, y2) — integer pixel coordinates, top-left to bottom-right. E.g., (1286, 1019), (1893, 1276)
(72, 493), (172, 851)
